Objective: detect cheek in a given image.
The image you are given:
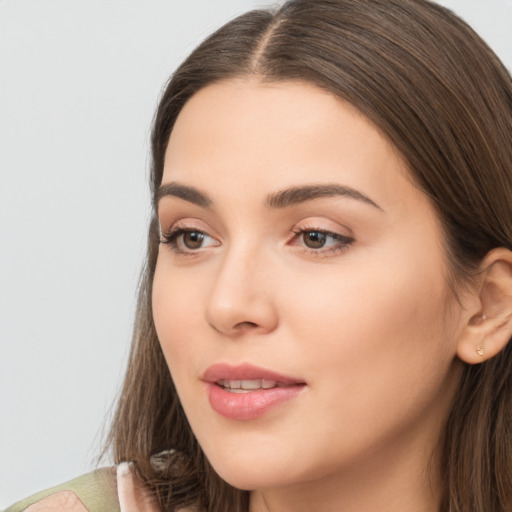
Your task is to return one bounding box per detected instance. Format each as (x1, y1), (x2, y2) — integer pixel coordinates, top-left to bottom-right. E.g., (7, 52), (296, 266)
(284, 248), (456, 412)
(152, 259), (203, 376)
(287, 253), (448, 343)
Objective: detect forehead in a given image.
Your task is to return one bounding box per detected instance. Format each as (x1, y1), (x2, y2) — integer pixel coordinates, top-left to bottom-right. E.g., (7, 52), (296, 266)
(162, 78), (420, 214)
(166, 78), (391, 160)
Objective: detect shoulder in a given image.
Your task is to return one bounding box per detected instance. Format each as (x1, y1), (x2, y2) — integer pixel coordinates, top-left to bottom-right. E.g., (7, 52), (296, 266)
(4, 467), (120, 512)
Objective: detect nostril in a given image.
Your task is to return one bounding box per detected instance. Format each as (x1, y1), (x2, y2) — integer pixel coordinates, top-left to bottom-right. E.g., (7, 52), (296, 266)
(236, 321), (259, 329)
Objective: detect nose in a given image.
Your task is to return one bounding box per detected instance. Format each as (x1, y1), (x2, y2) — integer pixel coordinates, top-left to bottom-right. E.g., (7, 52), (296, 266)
(204, 246), (279, 337)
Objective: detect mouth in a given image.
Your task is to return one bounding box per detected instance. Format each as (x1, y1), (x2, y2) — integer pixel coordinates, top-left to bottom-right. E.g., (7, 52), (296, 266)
(215, 379), (289, 393)
(202, 363), (307, 420)
(202, 362), (305, 385)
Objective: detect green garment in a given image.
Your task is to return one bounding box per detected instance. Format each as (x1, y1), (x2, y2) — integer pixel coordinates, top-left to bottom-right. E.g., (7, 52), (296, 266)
(3, 468), (120, 512)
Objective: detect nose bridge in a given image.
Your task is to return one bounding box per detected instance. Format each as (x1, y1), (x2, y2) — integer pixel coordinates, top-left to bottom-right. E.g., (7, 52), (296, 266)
(205, 238), (278, 336)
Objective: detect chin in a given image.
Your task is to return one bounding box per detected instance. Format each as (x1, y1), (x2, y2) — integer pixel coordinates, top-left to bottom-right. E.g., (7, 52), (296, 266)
(213, 464), (285, 491)
(203, 446), (308, 491)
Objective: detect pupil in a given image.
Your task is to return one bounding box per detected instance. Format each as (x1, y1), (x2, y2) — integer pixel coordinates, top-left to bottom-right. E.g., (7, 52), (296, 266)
(304, 231), (326, 249)
(184, 231), (204, 249)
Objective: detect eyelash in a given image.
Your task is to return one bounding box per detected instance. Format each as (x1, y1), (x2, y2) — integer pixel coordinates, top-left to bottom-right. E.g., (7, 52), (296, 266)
(290, 226), (354, 256)
(160, 223), (214, 254)
(160, 224), (355, 257)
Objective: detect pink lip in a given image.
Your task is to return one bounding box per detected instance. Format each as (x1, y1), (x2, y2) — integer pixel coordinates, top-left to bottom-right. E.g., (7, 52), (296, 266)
(202, 363), (307, 421)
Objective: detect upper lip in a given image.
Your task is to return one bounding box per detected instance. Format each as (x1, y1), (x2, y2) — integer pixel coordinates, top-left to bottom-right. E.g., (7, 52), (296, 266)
(202, 363), (306, 385)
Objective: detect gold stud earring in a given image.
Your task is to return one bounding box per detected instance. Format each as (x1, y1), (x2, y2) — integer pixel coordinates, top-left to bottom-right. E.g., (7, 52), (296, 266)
(476, 314), (486, 356)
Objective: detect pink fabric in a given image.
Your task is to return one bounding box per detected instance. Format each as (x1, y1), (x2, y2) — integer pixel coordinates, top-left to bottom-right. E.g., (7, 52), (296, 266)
(117, 463), (161, 512)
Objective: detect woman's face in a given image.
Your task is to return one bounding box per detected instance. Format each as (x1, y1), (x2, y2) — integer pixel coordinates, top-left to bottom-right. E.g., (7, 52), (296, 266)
(152, 79), (465, 495)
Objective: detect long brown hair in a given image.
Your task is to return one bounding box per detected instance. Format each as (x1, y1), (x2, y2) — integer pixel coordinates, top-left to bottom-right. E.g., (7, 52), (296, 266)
(107, 1), (512, 510)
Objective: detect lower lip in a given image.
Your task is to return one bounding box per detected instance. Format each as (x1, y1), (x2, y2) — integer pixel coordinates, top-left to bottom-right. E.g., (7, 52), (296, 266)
(207, 383), (305, 420)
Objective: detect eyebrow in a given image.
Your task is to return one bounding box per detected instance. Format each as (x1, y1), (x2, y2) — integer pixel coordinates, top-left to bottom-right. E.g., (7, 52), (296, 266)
(155, 182), (382, 211)
(155, 182), (213, 208)
(266, 184), (382, 210)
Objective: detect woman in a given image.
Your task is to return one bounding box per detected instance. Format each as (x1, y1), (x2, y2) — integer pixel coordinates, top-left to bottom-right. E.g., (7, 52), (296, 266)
(7, 0), (512, 511)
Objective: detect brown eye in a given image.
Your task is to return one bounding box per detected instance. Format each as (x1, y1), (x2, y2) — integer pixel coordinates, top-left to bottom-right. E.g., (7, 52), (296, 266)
(160, 226), (219, 254)
(183, 231), (205, 249)
(302, 231), (327, 249)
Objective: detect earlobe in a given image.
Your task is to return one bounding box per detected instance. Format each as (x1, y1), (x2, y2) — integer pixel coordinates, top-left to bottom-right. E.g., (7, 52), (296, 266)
(456, 248), (512, 365)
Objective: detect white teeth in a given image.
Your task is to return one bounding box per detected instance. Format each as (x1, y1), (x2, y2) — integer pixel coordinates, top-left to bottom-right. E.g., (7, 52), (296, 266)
(217, 379), (278, 391)
(241, 380), (262, 390)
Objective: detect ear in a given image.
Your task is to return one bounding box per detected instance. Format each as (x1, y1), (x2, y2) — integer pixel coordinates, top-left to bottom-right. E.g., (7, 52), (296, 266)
(457, 248), (512, 365)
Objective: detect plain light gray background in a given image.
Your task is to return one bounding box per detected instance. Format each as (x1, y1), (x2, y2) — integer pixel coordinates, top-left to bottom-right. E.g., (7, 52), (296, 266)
(1, 0), (511, 507)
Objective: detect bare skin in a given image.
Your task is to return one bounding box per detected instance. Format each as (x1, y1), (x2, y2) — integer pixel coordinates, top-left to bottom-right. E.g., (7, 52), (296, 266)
(152, 78), (496, 512)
